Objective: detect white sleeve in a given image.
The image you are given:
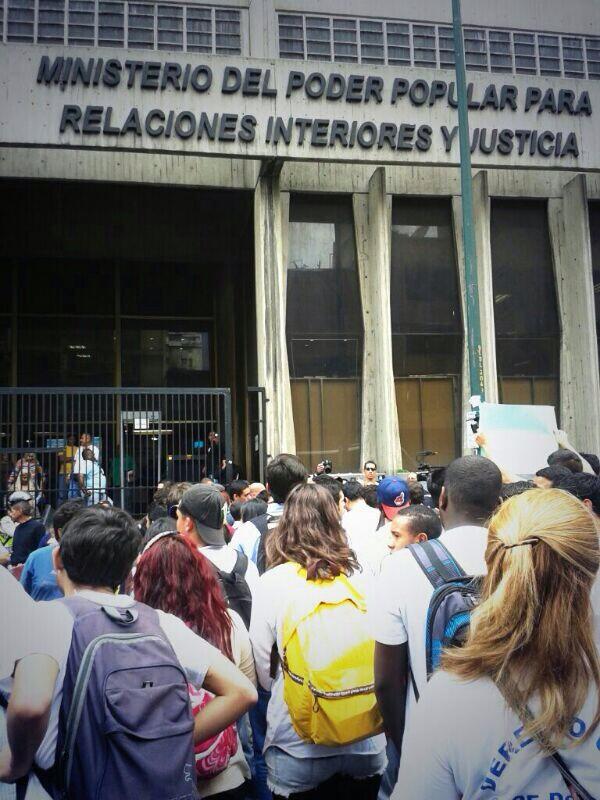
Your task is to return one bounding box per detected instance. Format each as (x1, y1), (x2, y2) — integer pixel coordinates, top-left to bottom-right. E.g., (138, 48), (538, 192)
(368, 551), (409, 646)
(229, 610), (257, 686)
(229, 522), (253, 556)
(72, 448), (83, 474)
(249, 573), (277, 691)
(242, 556), (260, 598)
(396, 673), (460, 800)
(158, 610), (222, 687)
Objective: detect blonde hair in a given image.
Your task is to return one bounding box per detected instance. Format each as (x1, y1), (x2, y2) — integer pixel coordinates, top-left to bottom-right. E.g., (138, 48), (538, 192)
(443, 488), (600, 751)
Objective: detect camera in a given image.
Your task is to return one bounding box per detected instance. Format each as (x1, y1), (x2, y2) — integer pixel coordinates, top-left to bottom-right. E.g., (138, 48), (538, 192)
(321, 459), (333, 474)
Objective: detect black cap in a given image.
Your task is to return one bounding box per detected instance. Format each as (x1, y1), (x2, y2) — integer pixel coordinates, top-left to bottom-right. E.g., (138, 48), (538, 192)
(179, 484), (225, 546)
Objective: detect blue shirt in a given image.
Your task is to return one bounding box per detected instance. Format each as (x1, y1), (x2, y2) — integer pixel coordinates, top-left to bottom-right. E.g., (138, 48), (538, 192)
(20, 544), (62, 601)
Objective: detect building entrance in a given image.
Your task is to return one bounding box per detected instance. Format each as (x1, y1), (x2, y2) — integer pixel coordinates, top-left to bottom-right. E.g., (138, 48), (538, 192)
(0, 178), (257, 493)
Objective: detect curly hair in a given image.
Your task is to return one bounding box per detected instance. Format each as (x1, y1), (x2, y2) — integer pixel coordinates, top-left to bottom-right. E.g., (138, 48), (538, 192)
(266, 482), (359, 580)
(134, 533), (233, 660)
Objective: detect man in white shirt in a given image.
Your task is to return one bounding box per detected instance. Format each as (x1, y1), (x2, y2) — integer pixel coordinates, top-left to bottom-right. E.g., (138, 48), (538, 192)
(342, 480), (381, 541)
(371, 455), (502, 793)
(176, 483), (260, 596)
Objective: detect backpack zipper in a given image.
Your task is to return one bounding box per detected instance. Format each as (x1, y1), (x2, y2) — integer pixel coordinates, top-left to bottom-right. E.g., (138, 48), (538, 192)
(60, 633), (166, 791)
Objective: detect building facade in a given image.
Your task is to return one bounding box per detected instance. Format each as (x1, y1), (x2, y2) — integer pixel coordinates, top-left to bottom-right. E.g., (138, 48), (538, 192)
(1, 0), (599, 474)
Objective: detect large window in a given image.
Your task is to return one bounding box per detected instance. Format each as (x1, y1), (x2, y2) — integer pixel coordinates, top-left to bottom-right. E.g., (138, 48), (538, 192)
(590, 202), (600, 359)
(491, 200), (560, 411)
(287, 195), (362, 472)
(391, 199), (462, 470)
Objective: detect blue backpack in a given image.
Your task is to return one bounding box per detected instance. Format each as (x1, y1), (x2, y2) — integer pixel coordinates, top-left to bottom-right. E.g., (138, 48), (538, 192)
(53, 595), (199, 800)
(409, 539), (482, 686)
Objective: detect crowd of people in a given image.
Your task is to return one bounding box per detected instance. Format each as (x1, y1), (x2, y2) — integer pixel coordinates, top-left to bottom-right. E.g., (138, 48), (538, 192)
(2, 432), (600, 800)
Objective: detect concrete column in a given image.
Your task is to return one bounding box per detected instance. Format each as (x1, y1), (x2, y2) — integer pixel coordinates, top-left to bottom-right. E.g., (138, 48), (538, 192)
(254, 163), (296, 459)
(548, 175), (600, 452)
(453, 172), (498, 450)
(353, 167), (402, 472)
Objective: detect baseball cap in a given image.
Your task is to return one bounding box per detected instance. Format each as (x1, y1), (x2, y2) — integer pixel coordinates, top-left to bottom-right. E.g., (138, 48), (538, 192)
(7, 491), (32, 505)
(178, 484), (225, 546)
(377, 477), (410, 520)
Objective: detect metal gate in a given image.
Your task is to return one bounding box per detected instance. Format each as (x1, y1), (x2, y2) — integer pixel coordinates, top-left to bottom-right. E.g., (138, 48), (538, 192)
(0, 388), (233, 516)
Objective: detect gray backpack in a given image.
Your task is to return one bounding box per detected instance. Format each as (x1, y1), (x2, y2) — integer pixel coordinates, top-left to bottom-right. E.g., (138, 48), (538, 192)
(54, 595), (199, 800)
(408, 539), (482, 690)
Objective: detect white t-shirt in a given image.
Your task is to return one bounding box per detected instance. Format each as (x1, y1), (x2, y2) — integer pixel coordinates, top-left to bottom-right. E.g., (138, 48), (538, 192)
(369, 525), (489, 729)
(34, 590), (221, 771)
(229, 520), (261, 564)
(73, 445), (100, 474)
(397, 628), (600, 800)
(199, 544), (260, 597)
(342, 502), (381, 541)
(199, 609), (256, 799)
(249, 562), (386, 759)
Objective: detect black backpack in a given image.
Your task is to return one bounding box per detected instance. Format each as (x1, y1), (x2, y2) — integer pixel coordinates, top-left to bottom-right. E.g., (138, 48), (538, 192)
(213, 551), (252, 629)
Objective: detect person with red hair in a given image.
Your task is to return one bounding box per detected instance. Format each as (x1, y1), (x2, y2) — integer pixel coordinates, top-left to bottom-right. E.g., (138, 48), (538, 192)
(134, 530), (257, 800)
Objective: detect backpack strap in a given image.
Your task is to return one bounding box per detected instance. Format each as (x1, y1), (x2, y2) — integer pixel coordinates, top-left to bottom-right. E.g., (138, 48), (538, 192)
(409, 540), (465, 589)
(232, 550), (248, 578)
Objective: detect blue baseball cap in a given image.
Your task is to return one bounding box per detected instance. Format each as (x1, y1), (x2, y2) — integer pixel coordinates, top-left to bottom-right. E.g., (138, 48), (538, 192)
(377, 476), (410, 520)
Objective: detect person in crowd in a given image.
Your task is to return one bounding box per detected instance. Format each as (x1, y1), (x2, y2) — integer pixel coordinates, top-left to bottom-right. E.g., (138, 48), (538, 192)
(362, 461), (379, 486)
(0, 568), (71, 793)
(175, 483), (259, 600)
(138, 501), (169, 535)
(7, 492), (47, 568)
(371, 455), (502, 795)
(11, 506), (256, 799)
(227, 481), (251, 504)
(227, 500), (245, 539)
(250, 483), (387, 799)
(387, 505), (442, 553)
(547, 448), (584, 474)
(581, 452), (600, 475)
(362, 484), (379, 510)
(20, 498), (85, 601)
(555, 472), (600, 517)
(248, 482), (267, 500)
(407, 482), (425, 505)
(70, 432), (100, 498)
(397, 489), (600, 800)
(241, 497), (268, 525)
(134, 530), (257, 799)
(57, 434), (77, 506)
(166, 481), (193, 516)
(230, 453), (308, 572)
(342, 480), (380, 540)
(139, 516), (177, 550)
(500, 480), (538, 501)
(312, 474), (345, 516)
(551, 429), (597, 474)
(426, 467), (446, 511)
(7, 452), (45, 514)
(533, 464), (572, 488)
(376, 476), (410, 532)
(79, 447), (108, 506)
(152, 480), (174, 507)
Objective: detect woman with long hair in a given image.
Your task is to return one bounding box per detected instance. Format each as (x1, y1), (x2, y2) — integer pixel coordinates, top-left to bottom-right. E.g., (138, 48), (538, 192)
(134, 531), (256, 800)
(397, 488), (600, 799)
(249, 482), (386, 800)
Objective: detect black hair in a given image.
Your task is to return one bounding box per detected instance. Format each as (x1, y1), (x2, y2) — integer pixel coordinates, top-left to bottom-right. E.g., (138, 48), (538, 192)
(140, 517), (177, 551)
(427, 466), (446, 510)
(500, 480), (537, 501)
(555, 473), (600, 515)
(394, 504), (442, 541)
(227, 479), (249, 499)
(266, 453), (308, 504)
(59, 506), (141, 589)
(147, 503), (169, 523)
(363, 460), (377, 470)
(255, 489), (270, 504)
(581, 453), (600, 476)
(444, 456), (502, 520)
(229, 500), (244, 522)
(241, 498), (268, 522)
(362, 484), (379, 509)
(409, 482), (425, 505)
(547, 449), (583, 474)
(53, 498), (86, 536)
(342, 480), (364, 503)
(313, 474), (344, 506)
(535, 465), (572, 485)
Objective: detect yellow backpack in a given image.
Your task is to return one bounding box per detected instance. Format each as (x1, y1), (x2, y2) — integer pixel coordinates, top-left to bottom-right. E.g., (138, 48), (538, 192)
(280, 564), (383, 746)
